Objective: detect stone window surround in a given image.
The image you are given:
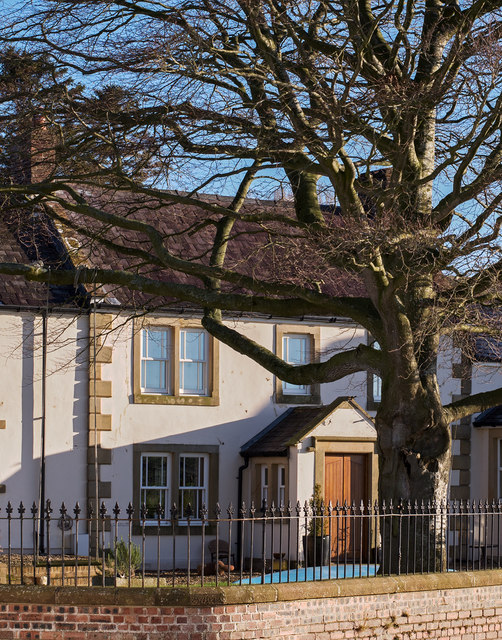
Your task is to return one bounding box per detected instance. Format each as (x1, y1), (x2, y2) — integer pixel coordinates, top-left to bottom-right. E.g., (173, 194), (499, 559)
(132, 443), (219, 535)
(133, 317), (219, 406)
(275, 325), (321, 405)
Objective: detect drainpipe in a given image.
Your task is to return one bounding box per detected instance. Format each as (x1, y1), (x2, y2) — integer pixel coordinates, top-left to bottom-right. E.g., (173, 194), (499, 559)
(236, 456), (250, 569)
(38, 309), (47, 555)
(91, 298), (99, 556)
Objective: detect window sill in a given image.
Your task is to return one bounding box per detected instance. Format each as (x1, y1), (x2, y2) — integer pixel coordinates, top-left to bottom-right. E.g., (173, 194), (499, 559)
(275, 392), (321, 405)
(133, 393), (219, 406)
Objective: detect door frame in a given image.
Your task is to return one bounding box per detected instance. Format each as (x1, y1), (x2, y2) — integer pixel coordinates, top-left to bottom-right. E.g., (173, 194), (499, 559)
(313, 437), (378, 504)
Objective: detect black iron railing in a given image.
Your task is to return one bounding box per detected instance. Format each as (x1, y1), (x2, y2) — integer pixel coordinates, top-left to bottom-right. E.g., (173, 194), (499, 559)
(0, 499), (501, 587)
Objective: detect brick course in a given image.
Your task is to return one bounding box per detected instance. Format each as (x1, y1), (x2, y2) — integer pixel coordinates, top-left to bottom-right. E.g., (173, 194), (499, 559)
(1, 572), (502, 638)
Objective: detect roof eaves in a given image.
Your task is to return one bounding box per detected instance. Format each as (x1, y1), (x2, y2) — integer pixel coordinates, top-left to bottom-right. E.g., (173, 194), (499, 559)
(473, 405), (502, 427)
(284, 396), (363, 446)
(240, 408), (295, 455)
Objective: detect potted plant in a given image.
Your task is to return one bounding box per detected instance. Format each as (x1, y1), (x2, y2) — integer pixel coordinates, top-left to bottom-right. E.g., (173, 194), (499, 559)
(303, 484), (331, 567)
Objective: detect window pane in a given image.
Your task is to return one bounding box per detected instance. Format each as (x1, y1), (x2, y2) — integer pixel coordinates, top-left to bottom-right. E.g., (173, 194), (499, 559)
(142, 489), (165, 516)
(146, 329), (168, 359)
(182, 456), (200, 486)
(179, 455), (207, 518)
(282, 335), (310, 395)
(180, 488), (196, 507)
(180, 362), (204, 393)
(146, 456), (165, 487)
(373, 375), (382, 402)
(286, 336), (308, 364)
(141, 328), (170, 393)
(141, 454), (170, 520)
(179, 330), (207, 395)
(143, 360), (166, 390)
(180, 363), (205, 394)
(183, 330), (205, 360)
(142, 456), (147, 487)
(283, 382), (309, 394)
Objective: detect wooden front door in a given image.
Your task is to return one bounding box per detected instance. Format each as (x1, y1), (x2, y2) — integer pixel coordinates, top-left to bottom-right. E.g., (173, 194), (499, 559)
(324, 453), (368, 559)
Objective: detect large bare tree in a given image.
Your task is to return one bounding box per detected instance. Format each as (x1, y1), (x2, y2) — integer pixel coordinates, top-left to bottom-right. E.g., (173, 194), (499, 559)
(1, 1), (502, 559)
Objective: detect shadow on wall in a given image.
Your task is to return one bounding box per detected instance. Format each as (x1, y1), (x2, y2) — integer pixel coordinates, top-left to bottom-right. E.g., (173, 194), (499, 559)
(0, 402), (281, 543)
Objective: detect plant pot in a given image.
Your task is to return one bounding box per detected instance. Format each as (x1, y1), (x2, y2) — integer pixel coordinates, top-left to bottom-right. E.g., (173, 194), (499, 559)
(302, 535), (331, 567)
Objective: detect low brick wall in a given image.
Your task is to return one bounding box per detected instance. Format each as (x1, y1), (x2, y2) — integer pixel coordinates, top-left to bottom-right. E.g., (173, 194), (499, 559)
(1, 571), (502, 639)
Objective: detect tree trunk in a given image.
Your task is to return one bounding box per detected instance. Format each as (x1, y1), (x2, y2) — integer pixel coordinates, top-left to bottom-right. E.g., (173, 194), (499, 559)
(376, 386), (451, 574)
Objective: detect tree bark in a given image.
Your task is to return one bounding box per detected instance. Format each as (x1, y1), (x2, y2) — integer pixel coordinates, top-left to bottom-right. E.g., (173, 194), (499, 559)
(376, 383), (451, 573)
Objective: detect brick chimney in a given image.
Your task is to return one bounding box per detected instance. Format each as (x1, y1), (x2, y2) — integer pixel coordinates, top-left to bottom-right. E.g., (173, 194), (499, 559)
(30, 115), (56, 183)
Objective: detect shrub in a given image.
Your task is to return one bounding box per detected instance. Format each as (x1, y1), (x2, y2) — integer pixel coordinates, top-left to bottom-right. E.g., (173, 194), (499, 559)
(307, 484), (328, 537)
(109, 538), (142, 578)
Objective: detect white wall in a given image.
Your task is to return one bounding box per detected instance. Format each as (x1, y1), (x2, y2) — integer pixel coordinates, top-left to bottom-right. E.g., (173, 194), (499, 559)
(0, 311), (88, 548)
(471, 362), (502, 500)
(98, 315), (368, 512)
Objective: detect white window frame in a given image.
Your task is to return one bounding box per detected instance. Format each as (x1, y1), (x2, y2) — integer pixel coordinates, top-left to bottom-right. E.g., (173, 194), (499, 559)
(178, 453), (209, 523)
(371, 341), (382, 403)
(141, 328), (172, 394)
(282, 334), (310, 395)
(140, 327), (210, 397)
(140, 453), (171, 523)
(373, 375), (382, 403)
(278, 465), (286, 506)
(179, 328), (208, 396)
(261, 465), (269, 507)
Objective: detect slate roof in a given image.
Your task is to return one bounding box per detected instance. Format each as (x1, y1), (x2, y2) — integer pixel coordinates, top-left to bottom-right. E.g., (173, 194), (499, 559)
(240, 397), (364, 456)
(0, 207), (82, 306)
(51, 187), (364, 308)
(473, 405), (502, 427)
(475, 336), (502, 363)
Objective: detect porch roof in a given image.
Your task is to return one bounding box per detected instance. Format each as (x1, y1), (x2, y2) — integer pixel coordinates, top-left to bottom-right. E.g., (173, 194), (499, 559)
(473, 405), (502, 427)
(240, 397), (367, 457)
